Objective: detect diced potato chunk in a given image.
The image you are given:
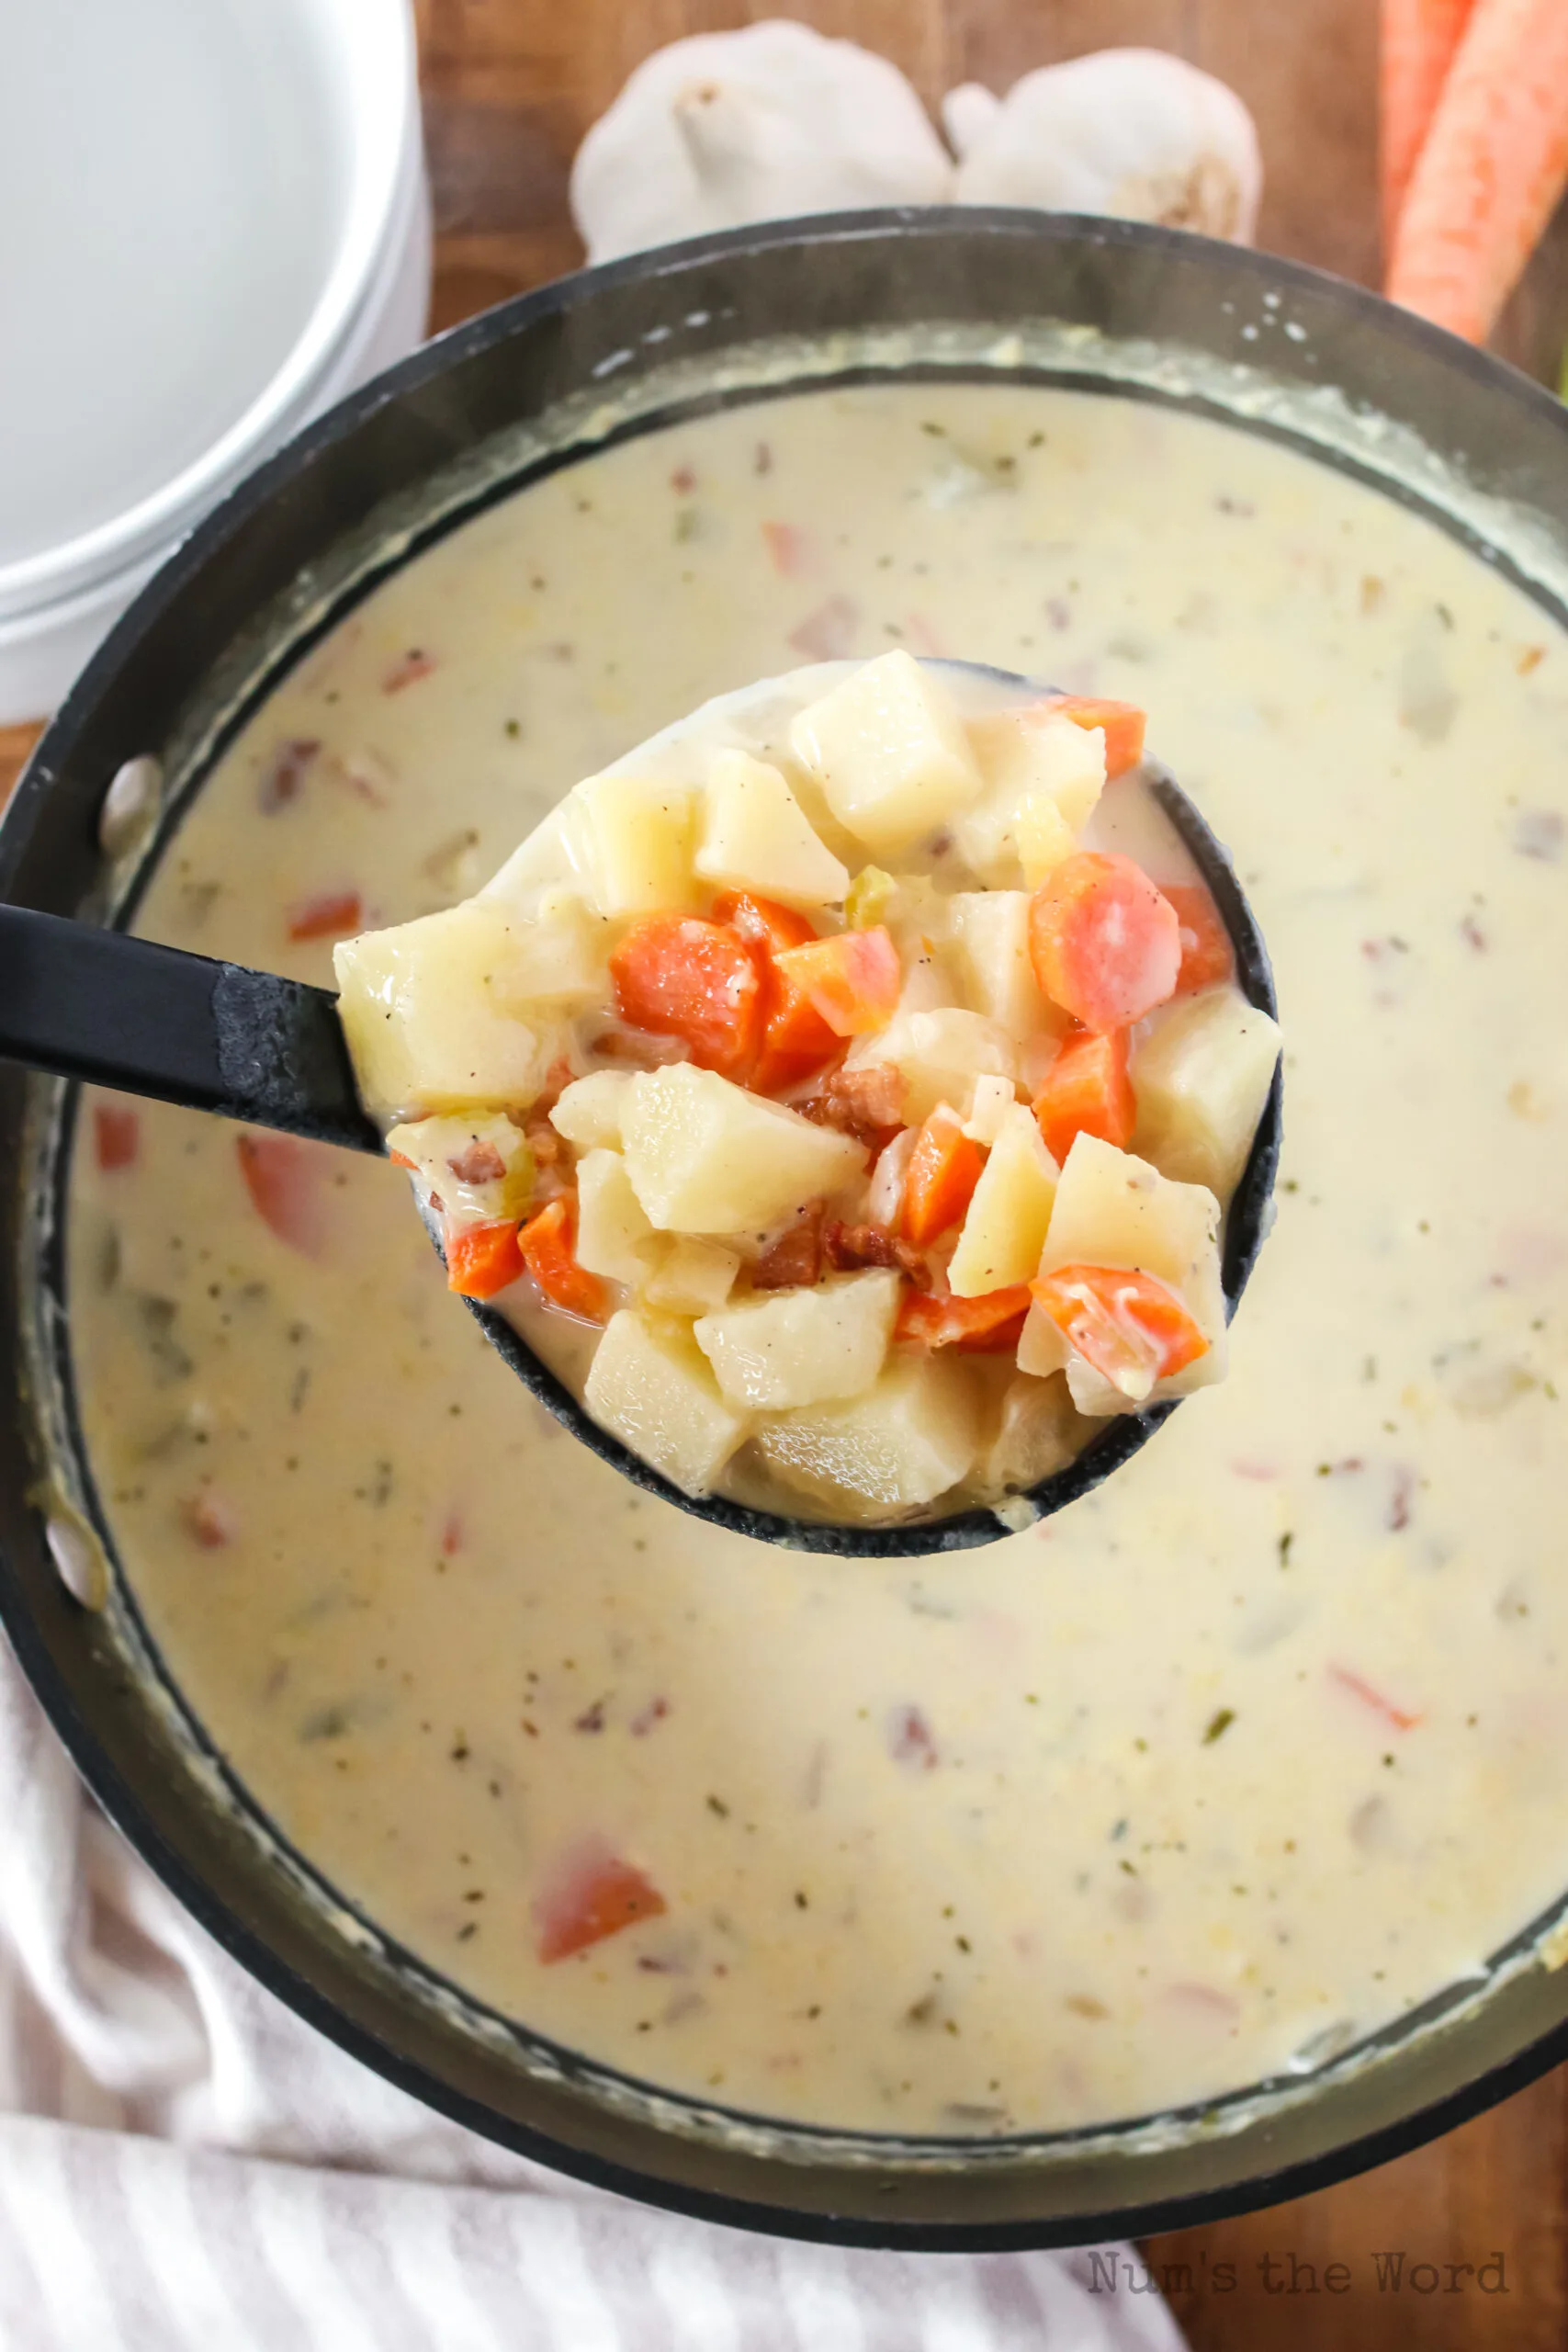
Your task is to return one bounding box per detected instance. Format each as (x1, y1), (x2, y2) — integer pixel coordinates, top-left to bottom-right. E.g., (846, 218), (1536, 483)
(694, 750), (850, 908)
(574, 1149), (656, 1285)
(641, 1237), (740, 1315)
(549, 1070), (632, 1152)
(694, 1271), (900, 1410)
(334, 903), (563, 1121)
(789, 650), (982, 855)
(945, 890), (1060, 1046)
(1017, 1302), (1068, 1377)
(1133, 986), (1281, 1203)
(957, 711), (1106, 884)
(620, 1064), (864, 1232)
(485, 889), (613, 1008)
(584, 1309), (751, 1496)
(1040, 1134), (1226, 1404)
(978, 1372), (1085, 1492)
(481, 800), (592, 909)
(851, 1007), (1015, 1126)
(948, 1104), (1059, 1296)
(573, 770), (697, 916)
(756, 1355), (984, 1515)
(385, 1112), (534, 1225)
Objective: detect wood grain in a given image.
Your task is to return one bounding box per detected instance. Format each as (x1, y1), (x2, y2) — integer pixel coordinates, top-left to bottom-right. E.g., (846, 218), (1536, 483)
(9, 13), (1566, 2338)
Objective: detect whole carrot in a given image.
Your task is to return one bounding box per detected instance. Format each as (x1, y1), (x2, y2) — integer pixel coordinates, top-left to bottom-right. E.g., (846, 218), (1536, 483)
(1386, 0), (1568, 342)
(1381, 0), (1476, 248)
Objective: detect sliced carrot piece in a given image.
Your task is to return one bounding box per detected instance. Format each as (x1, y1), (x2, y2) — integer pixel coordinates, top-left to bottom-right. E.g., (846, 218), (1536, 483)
(713, 890), (841, 1093)
(897, 1284), (1032, 1351)
(900, 1107), (987, 1248)
(1032, 1028), (1135, 1166)
(1028, 853), (1181, 1032)
(288, 888), (363, 942)
(1044, 695), (1146, 777)
(610, 914), (763, 1080)
(1165, 883), (1235, 995)
(387, 1148), (418, 1171)
(446, 1219), (525, 1301)
(518, 1196), (609, 1323)
(772, 926), (900, 1038)
(94, 1103), (140, 1171)
(236, 1132), (328, 1256)
(1029, 1263), (1209, 1398)
(536, 1838), (667, 1963)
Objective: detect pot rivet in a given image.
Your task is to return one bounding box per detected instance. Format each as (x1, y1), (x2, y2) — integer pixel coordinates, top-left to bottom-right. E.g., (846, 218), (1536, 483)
(45, 1513), (107, 1610)
(98, 755), (163, 858)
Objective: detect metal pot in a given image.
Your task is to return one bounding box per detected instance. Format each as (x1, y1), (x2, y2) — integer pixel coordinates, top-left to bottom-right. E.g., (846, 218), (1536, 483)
(5, 212), (1568, 2250)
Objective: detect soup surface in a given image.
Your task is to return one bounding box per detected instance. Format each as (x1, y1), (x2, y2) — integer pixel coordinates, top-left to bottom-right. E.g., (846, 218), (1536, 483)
(66, 380), (1568, 2136)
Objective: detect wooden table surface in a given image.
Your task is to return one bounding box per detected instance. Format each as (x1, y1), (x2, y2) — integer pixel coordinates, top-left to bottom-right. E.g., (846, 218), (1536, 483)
(6, 5), (1568, 2341)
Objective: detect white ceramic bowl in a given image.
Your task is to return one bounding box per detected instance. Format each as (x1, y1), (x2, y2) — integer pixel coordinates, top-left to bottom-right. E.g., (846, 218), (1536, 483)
(0, 0), (431, 722)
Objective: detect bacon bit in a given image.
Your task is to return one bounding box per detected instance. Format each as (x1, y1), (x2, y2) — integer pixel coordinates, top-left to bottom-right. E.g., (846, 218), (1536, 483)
(822, 1220), (929, 1284)
(447, 1138), (506, 1185)
(536, 1838), (666, 1963)
(1518, 645), (1546, 675)
(1163, 1982), (1241, 2026)
(671, 464), (697, 493)
(94, 1103), (140, 1172)
(1230, 1459), (1280, 1481)
(181, 1491), (235, 1549)
(258, 738), (320, 813)
(1461, 912), (1488, 952)
(333, 750), (393, 808)
(383, 648), (436, 695)
(287, 888), (363, 943)
(631, 1697), (670, 1737)
(573, 1699), (606, 1734)
(236, 1132), (328, 1256)
(1328, 1663), (1423, 1733)
(762, 520), (814, 576)
(788, 595), (860, 661)
(799, 1062), (906, 1147)
(523, 1118), (565, 1176)
(1389, 1468), (1415, 1532)
(886, 1703), (939, 1770)
(750, 1209), (825, 1291)
(586, 1023), (688, 1069)
(439, 1510), (464, 1557)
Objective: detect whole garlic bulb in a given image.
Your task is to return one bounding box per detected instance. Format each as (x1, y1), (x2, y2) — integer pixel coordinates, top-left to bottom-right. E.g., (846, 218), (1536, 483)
(946, 51), (1261, 243)
(571, 21), (953, 265)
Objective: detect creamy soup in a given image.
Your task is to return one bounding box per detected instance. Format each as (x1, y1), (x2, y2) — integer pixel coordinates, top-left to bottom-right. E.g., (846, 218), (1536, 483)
(65, 381), (1568, 2136)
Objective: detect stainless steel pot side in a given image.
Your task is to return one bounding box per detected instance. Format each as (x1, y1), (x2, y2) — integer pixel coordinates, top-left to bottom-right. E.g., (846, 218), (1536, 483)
(4, 214), (1568, 2250)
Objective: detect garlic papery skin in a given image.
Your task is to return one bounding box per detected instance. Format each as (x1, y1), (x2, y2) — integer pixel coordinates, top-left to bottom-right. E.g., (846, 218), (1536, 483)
(946, 50), (1261, 244)
(570, 21), (953, 265)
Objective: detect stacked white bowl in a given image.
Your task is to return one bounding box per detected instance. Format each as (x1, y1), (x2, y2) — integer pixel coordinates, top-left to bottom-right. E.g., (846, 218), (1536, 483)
(0, 0), (432, 722)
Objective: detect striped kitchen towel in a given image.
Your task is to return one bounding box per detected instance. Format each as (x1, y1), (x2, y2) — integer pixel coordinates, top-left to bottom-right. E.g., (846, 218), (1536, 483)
(0, 1637), (1185, 2352)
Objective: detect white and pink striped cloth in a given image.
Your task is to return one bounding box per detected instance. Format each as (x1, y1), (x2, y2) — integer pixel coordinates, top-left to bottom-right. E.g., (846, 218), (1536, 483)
(0, 1635), (1183, 2351)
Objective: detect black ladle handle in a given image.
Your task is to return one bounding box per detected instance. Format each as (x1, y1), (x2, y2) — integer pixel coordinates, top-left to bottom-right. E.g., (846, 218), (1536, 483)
(0, 906), (381, 1155)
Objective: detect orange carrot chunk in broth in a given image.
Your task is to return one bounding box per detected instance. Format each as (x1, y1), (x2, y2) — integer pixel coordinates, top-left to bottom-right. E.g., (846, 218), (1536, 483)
(1043, 695), (1147, 777)
(1030, 1263), (1209, 1397)
(236, 1131), (329, 1256)
(1165, 883), (1235, 995)
(93, 1102), (141, 1171)
(446, 1220), (525, 1301)
(897, 1284), (1033, 1351)
(772, 926), (900, 1037)
(536, 1838), (667, 1963)
(1380, 0), (1477, 245)
(900, 1107), (987, 1248)
(1385, 0), (1568, 342)
(288, 888), (363, 942)
(712, 890), (841, 1094)
(610, 914), (764, 1080)
(1032, 1028), (1135, 1166)
(1028, 854), (1181, 1031)
(518, 1196), (609, 1323)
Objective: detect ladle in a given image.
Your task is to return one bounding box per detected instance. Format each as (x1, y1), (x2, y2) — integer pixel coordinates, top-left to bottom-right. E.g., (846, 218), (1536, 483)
(0, 662), (1280, 1555)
